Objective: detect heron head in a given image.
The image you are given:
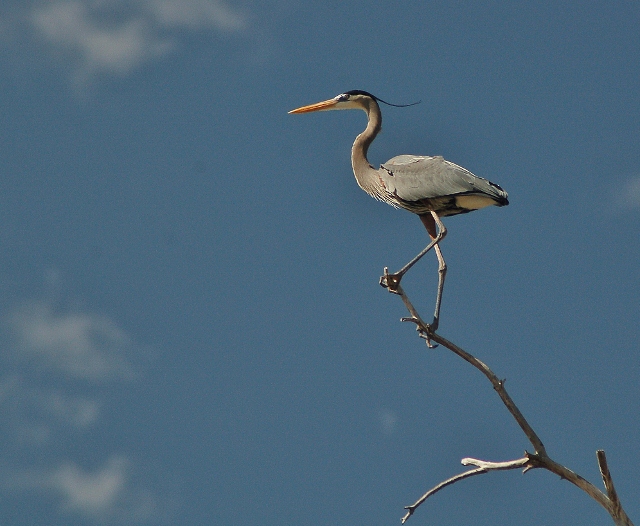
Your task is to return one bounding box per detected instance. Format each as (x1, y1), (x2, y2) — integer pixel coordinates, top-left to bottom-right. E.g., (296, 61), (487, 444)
(289, 90), (419, 115)
(288, 90), (376, 114)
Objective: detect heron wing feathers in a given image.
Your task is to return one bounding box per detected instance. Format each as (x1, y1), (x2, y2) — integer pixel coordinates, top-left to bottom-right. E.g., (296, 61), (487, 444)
(379, 155), (507, 203)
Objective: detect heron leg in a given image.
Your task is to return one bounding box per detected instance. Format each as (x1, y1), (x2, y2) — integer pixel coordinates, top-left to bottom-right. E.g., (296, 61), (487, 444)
(419, 212), (448, 330)
(430, 233), (447, 331)
(380, 211), (447, 329)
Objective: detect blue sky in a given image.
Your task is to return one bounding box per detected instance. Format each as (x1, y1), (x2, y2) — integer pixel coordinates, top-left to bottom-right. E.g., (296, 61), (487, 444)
(0, 1), (638, 524)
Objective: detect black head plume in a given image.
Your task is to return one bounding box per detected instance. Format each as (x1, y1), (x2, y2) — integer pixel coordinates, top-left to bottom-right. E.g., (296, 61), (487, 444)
(343, 90), (421, 108)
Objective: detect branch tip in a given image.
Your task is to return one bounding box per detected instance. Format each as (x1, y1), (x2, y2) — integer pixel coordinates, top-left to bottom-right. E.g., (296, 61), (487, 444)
(597, 449), (626, 519)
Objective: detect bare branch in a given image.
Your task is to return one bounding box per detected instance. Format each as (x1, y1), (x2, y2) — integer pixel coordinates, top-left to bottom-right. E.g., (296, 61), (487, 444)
(461, 456), (530, 470)
(387, 279), (635, 525)
(402, 456), (533, 522)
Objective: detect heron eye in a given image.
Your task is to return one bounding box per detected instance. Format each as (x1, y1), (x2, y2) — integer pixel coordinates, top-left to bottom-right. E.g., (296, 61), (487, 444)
(337, 93), (350, 102)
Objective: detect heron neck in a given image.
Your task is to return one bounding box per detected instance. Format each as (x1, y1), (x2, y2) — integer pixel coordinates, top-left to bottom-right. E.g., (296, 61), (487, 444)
(351, 100), (382, 194)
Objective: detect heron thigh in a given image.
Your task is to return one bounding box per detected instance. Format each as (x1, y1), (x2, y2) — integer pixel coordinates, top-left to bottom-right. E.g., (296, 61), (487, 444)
(419, 213), (437, 239)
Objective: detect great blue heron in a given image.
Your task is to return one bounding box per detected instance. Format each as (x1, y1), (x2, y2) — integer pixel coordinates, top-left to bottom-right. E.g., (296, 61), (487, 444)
(289, 90), (508, 332)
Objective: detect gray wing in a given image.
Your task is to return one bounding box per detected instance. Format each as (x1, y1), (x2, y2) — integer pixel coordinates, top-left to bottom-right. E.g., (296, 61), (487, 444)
(379, 155), (508, 203)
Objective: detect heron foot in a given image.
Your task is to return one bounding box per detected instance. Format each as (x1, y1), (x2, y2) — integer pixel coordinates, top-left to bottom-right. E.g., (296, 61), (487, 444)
(379, 267), (402, 293)
(401, 316), (438, 348)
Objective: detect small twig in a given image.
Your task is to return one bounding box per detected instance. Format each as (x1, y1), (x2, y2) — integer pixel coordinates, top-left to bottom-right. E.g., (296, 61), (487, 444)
(598, 451), (621, 513)
(401, 467), (487, 523)
(597, 450), (632, 526)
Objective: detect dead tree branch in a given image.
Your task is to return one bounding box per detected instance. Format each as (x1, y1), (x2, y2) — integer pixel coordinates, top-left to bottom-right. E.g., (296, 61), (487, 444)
(386, 281), (634, 525)
(401, 457), (530, 523)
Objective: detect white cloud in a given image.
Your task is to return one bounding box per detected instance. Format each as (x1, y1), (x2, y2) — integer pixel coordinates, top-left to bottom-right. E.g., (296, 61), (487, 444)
(7, 301), (135, 381)
(6, 0), (247, 80)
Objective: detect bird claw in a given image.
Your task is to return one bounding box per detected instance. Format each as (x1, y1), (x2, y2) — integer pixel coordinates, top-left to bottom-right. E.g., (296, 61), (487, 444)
(401, 316), (438, 348)
(423, 336), (438, 349)
(379, 267), (402, 293)
(419, 326), (438, 348)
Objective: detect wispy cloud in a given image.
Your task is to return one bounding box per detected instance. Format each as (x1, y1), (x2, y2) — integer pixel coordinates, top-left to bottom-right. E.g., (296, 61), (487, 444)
(43, 390), (100, 427)
(0, 297), (165, 523)
(142, 0), (246, 31)
(378, 407), (398, 435)
(0, 374), (100, 444)
(6, 0), (247, 80)
(53, 456), (129, 516)
(620, 176), (640, 209)
(30, 1), (172, 76)
(3, 456), (159, 523)
(1, 299), (133, 444)
(51, 456), (157, 521)
(7, 300), (135, 381)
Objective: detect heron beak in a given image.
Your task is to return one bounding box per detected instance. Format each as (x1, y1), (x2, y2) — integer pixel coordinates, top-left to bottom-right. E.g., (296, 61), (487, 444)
(288, 98), (338, 114)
